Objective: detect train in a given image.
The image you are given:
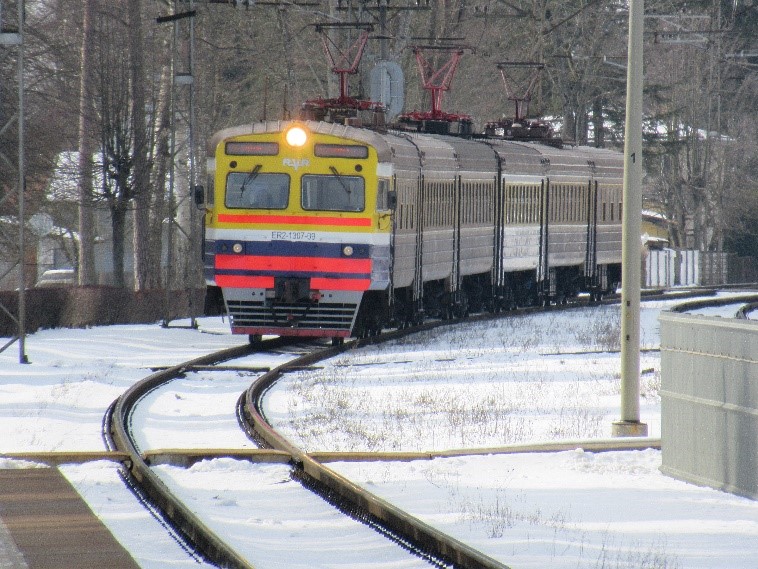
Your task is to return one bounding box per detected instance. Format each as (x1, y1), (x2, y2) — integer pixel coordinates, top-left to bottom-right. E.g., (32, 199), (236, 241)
(198, 119), (624, 343)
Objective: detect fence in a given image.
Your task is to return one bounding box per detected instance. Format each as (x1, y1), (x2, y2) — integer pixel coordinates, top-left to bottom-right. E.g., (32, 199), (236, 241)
(659, 304), (758, 500)
(0, 287), (206, 337)
(645, 249), (754, 288)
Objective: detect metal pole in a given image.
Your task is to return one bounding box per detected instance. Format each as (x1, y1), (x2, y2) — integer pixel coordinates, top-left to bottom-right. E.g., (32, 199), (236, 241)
(0, 2), (26, 362)
(188, 0), (198, 329)
(613, 0), (646, 436)
(160, 2), (197, 329)
(163, 3), (178, 327)
(379, 0), (388, 61)
(16, 0), (28, 364)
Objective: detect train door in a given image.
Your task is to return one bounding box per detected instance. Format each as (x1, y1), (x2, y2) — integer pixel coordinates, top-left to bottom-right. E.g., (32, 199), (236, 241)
(536, 178), (551, 304)
(413, 173), (425, 322)
(447, 175), (463, 317)
(487, 146), (508, 311)
(584, 179), (600, 297)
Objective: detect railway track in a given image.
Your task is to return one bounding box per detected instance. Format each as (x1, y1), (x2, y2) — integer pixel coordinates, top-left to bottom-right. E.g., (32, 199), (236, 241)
(107, 323), (508, 568)
(106, 341), (263, 567)
(103, 287), (757, 569)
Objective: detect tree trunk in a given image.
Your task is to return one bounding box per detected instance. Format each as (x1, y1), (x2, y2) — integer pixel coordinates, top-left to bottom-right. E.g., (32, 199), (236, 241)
(148, 64), (173, 289)
(276, 6), (296, 116)
(77, 0), (97, 285)
(592, 98), (604, 148)
(111, 203), (127, 288)
(129, 0), (151, 291)
(562, 104), (576, 143)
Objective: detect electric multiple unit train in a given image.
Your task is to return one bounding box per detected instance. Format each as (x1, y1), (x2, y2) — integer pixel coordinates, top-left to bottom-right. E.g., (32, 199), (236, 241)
(200, 120), (624, 342)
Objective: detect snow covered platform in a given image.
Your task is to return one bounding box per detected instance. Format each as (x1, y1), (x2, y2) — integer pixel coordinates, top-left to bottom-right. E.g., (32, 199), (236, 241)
(0, 468), (140, 569)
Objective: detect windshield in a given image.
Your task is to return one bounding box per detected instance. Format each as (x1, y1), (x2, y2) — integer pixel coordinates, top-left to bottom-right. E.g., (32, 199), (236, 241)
(301, 174), (365, 212)
(225, 172), (290, 209)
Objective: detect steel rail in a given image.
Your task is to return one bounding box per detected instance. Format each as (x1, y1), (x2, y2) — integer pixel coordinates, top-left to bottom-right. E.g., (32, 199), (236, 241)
(242, 327), (515, 569)
(108, 341), (262, 569)
(668, 293), (758, 315)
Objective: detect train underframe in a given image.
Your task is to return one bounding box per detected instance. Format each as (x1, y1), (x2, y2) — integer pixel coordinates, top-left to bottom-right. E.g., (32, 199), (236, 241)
(366, 261), (621, 334)
(207, 262), (620, 343)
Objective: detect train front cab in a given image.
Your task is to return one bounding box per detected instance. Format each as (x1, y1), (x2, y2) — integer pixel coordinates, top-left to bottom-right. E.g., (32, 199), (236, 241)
(202, 122), (394, 342)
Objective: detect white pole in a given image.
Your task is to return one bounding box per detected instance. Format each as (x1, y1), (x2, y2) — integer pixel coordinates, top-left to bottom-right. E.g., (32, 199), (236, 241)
(17, 0), (28, 364)
(614, 0), (647, 437)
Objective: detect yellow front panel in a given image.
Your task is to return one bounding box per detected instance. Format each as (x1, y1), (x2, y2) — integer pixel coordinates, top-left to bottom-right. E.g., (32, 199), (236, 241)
(207, 125), (384, 234)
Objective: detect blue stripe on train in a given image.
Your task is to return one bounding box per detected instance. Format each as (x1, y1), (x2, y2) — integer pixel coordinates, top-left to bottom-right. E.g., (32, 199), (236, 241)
(215, 268), (371, 280)
(214, 240), (370, 258)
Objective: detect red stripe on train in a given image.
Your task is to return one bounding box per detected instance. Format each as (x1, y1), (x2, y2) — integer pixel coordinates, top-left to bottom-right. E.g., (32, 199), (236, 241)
(215, 274), (369, 291)
(216, 254), (371, 273)
(310, 278), (371, 291)
(215, 275), (274, 288)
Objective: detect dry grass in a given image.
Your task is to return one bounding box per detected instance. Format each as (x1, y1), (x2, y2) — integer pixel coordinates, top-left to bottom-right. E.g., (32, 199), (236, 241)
(277, 307), (643, 452)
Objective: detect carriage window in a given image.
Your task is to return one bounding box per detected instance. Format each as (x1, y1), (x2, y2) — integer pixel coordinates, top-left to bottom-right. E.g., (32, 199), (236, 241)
(377, 178), (390, 211)
(225, 172), (289, 209)
(301, 174), (365, 212)
(206, 176), (215, 206)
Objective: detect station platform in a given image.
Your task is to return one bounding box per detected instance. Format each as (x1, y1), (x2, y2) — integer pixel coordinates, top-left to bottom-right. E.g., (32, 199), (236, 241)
(0, 468), (140, 569)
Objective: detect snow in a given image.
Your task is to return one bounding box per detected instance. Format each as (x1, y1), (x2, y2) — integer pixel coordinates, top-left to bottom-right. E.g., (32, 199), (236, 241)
(2, 294), (758, 568)
(262, 304), (663, 451)
(130, 360), (287, 453)
(0, 321), (243, 452)
(333, 450), (758, 569)
(153, 459), (429, 568)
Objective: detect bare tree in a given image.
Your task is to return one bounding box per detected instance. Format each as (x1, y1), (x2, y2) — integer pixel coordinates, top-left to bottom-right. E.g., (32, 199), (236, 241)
(146, 64), (173, 289)
(19, 0), (755, 298)
(643, 0), (752, 252)
(95, 11), (134, 288)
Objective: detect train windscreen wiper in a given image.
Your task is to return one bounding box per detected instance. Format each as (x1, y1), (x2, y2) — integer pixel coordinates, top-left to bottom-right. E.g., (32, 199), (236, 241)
(240, 164), (262, 196)
(329, 166), (352, 195)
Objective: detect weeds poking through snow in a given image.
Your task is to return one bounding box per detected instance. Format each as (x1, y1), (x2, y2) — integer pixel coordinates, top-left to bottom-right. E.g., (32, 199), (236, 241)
(273, 306), (648, 452)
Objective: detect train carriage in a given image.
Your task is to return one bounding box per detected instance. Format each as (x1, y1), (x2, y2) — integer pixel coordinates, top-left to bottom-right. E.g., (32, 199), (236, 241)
(491, 140), (624, 303)
(201, 120), (624, 341)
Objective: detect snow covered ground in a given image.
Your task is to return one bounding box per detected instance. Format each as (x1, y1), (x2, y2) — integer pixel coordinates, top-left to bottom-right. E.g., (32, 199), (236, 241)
(2, 293), (758, 568)
(263, 303), (663, 450)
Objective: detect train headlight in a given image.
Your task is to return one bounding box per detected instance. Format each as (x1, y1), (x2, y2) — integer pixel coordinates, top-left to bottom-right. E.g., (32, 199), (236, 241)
(232, 243), (243, 254)
(342, 245), (354, 257)
(285, 126), (307, 148)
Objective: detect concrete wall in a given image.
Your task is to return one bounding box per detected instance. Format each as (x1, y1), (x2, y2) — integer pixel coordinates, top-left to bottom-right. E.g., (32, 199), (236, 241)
(660, 309), (758, 500)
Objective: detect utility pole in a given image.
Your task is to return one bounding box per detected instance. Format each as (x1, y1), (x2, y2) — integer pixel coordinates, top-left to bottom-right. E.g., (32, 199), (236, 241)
(158, 2), (199, 329)
(337, 0), (429, 119)
(613, 0), (647, 437)
(0, 0), (28, 363)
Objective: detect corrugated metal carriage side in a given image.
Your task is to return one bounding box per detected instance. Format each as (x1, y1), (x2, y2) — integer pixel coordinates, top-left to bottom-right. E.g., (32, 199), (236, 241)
(491, 140), (624, 303)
